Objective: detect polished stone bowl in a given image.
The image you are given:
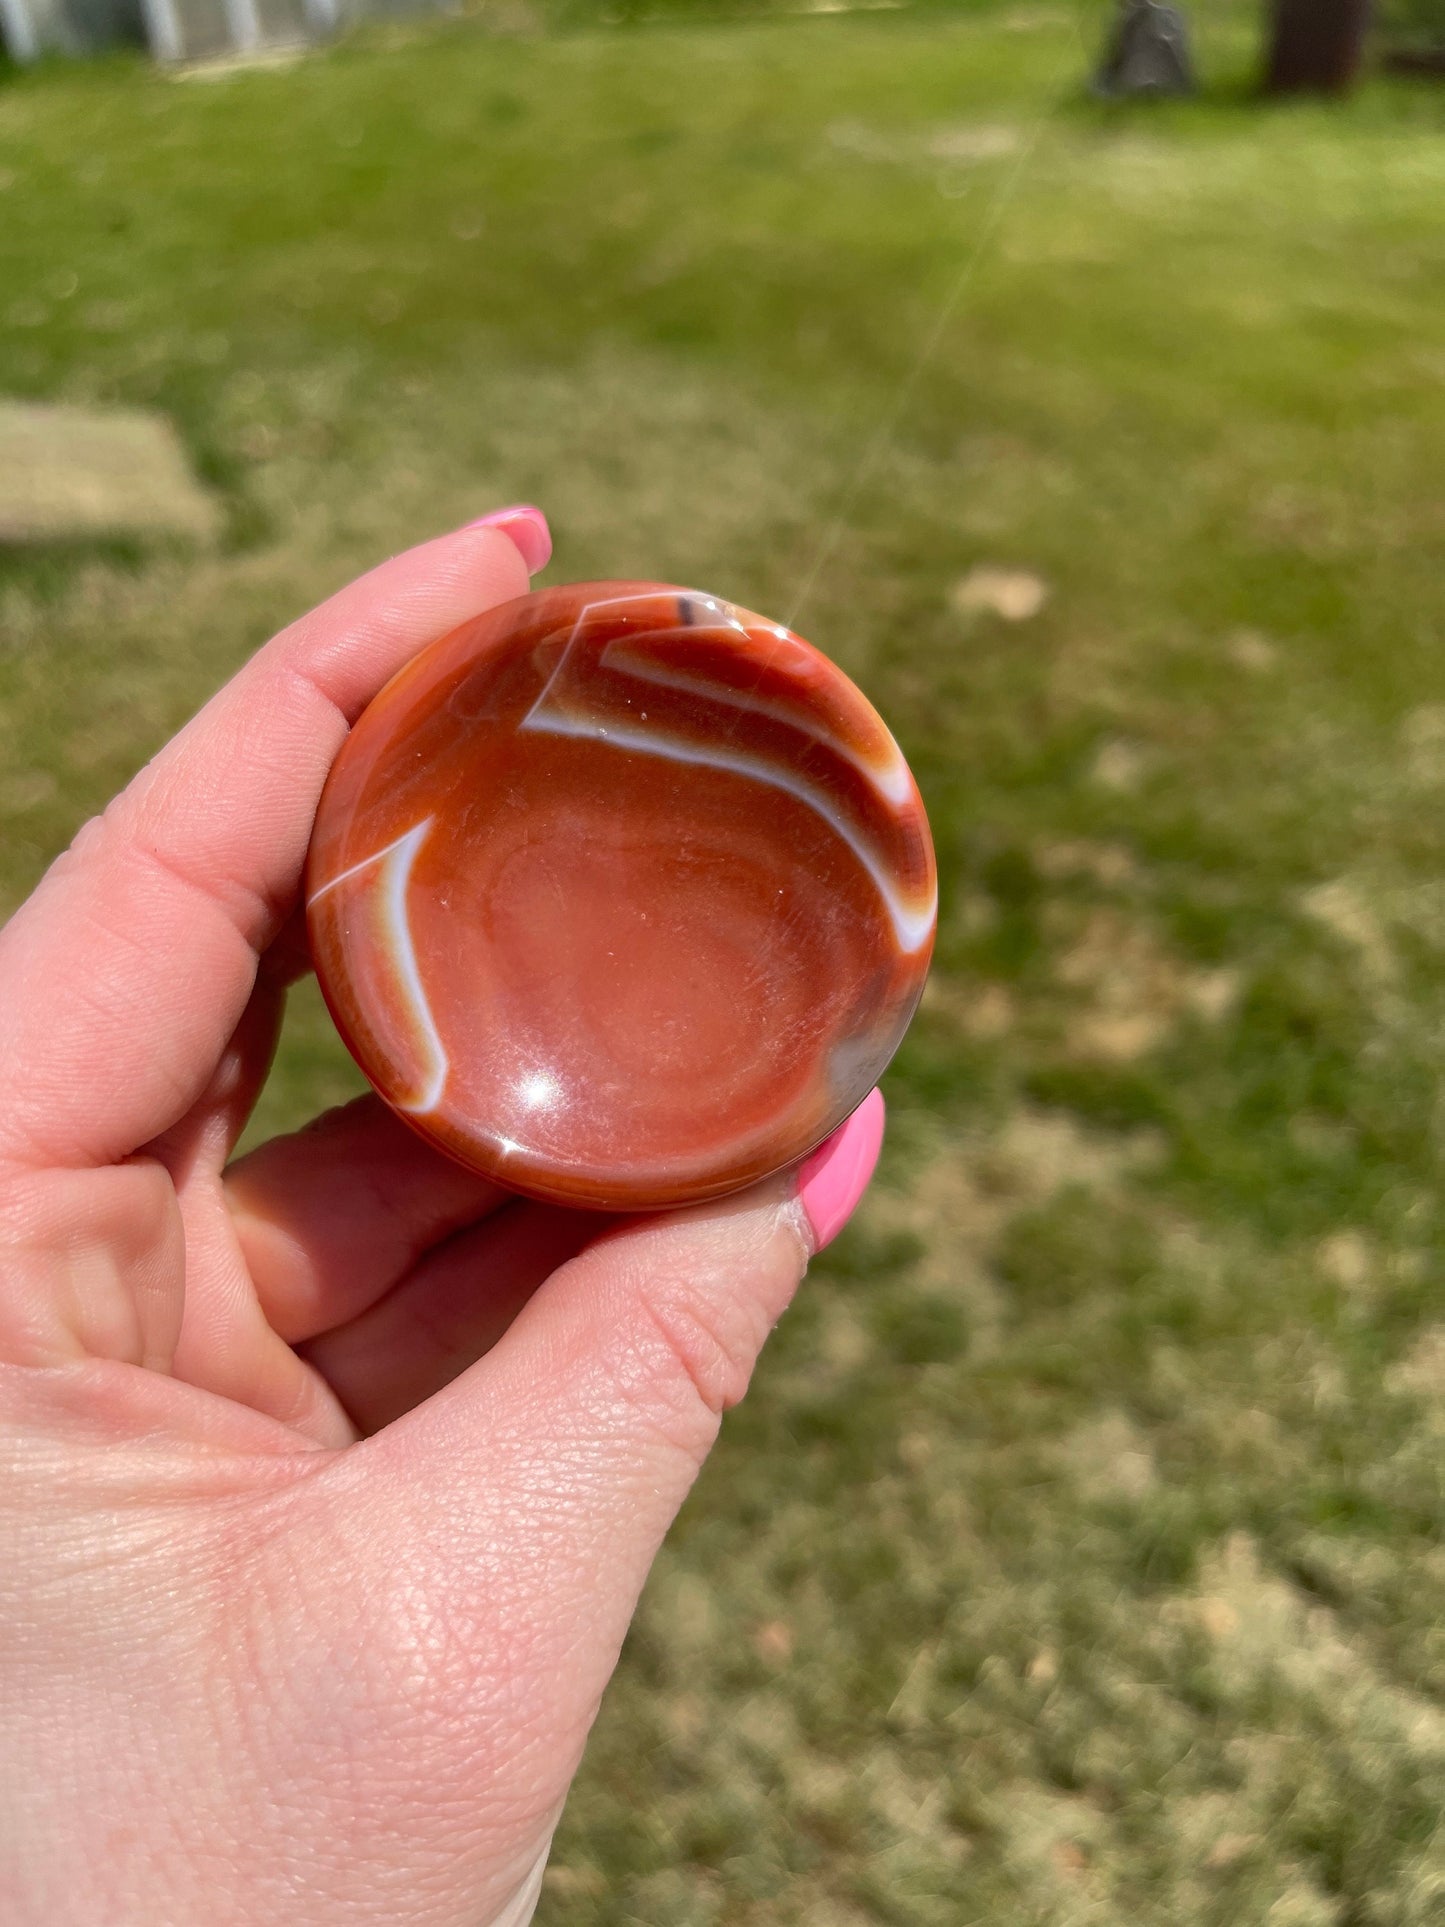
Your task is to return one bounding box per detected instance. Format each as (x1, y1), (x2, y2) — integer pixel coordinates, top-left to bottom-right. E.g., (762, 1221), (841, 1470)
(307, 582), (935, 1208)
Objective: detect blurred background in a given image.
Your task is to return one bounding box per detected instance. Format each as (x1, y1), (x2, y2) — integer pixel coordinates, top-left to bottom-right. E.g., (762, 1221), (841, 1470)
(2, 1), (1443, 1920)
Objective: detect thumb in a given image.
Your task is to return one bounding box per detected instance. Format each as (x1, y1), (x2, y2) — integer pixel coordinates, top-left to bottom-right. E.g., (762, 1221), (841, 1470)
(359, 1089), (884, 1780)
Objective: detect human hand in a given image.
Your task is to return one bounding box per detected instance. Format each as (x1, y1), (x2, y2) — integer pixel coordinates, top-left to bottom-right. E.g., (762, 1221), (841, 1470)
(0, 514), (885, 1926)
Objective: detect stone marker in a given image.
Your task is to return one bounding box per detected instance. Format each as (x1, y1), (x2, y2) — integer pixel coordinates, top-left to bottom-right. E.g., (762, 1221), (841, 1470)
(0, 399), (220, 545)
(1093, 0), (1197, 99)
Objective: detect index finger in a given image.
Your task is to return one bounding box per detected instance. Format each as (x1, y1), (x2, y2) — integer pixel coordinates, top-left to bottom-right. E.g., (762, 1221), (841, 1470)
(0, 521), (537, 1169)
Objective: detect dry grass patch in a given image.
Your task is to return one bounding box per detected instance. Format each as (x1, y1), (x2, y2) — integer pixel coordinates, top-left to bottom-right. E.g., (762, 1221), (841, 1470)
(1049, 904), (1241, 1063)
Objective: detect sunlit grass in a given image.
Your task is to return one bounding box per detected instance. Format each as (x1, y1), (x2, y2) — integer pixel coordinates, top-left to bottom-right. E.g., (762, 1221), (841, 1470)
(2, 5), (1443, 1919)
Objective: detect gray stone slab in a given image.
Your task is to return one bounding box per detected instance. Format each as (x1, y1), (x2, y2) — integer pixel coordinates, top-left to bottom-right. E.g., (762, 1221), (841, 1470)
(0, 400), (220, 545)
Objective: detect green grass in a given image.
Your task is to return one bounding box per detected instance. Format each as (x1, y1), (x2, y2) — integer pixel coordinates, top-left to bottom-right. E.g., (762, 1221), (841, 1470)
(3, 3), (1445, 1920)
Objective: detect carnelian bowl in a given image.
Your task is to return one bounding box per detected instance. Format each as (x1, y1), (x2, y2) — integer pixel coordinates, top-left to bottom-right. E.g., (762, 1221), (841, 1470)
(307, 582), (935, 1209)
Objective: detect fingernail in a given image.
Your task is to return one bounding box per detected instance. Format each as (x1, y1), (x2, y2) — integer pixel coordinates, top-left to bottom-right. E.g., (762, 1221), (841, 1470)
(465, 505), (552, 575)
(797, 1088), (885, 1252)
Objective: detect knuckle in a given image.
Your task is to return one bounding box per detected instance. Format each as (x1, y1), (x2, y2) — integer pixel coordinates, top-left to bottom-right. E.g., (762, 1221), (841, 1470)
(585, 1211), (807, 1461)
(619, 1274), (770, 1449)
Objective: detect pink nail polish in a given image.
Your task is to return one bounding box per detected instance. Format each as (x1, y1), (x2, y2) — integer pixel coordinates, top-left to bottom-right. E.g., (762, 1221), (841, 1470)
(465, 505), (552, 575)
(797, 1088), (885, 1252)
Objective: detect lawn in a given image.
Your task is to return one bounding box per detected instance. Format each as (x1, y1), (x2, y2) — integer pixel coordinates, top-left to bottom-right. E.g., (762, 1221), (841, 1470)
(2, 2), (1444, 1920)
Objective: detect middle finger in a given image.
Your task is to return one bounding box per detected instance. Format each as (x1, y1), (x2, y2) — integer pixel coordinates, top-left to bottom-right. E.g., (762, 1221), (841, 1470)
(225, 1094), (510, 1342)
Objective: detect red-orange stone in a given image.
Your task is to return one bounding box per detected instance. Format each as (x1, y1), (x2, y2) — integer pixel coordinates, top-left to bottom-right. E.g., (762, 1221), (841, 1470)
(306, 582), (936, 1209)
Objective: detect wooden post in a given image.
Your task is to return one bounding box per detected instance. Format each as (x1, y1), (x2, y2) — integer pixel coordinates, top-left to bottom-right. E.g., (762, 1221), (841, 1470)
(1264, 0), (1373, 94)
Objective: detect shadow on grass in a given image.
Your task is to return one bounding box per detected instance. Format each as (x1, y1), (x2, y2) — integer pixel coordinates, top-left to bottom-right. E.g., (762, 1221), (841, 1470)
(1067, 61), (1445, 136)
(0, 533), (213, 609)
